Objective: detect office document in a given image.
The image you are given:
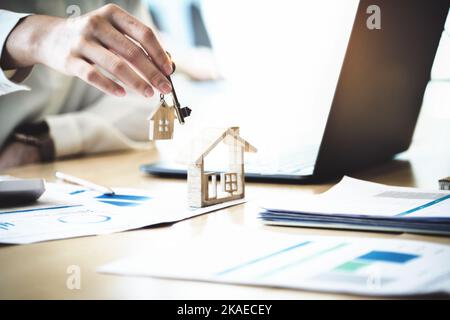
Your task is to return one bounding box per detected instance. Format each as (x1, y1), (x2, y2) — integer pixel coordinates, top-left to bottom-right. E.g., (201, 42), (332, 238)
(260, 177), (450, 235)
(0, 183), (245, 244)
(99, 230), (450, 297)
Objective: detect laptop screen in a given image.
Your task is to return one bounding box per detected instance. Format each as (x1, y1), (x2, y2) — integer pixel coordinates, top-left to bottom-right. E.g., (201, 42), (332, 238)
(173, 0), (360, 167)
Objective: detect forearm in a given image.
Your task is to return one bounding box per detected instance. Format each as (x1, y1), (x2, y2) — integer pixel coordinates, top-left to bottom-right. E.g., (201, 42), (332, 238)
(46, 108), (152, 158)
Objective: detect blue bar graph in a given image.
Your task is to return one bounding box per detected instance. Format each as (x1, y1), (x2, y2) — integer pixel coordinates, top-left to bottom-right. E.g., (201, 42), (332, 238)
(357, 251), (419, 263)
(99, 200), (140, 207)
(96, 194), (152, 201)
(95, 194), (152, 207)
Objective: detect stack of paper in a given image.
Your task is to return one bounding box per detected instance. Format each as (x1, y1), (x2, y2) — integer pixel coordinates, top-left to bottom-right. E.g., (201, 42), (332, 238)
(259, 177), (450, 235)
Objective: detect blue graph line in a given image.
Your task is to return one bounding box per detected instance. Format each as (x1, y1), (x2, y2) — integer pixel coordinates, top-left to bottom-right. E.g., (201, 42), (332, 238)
(216, 241), (311, 276)
(0, 222), (14, 230)
(256, 242), (348, 279)
(0, 205), (83, 215)
(396, 194), (450, 216)
(69, 189), (86, 195)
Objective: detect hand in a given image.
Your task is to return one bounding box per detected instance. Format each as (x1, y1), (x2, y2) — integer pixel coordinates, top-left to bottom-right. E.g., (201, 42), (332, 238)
(0, 142), (41, 171)
(1, 4), (173, 97)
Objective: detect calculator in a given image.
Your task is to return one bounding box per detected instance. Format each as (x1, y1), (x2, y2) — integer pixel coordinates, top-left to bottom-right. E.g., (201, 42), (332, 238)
(0, 178), (45, 206)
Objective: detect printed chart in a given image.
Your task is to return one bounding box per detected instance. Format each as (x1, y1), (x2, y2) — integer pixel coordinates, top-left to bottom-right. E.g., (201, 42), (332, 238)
(99, 233), (450, 296)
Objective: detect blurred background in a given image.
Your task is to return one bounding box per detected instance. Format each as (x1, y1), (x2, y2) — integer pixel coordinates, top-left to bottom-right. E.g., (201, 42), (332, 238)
(145, 0), (450, 165)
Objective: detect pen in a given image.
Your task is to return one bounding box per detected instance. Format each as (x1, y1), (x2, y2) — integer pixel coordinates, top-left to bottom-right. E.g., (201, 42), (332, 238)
(55, 172), (115, 195)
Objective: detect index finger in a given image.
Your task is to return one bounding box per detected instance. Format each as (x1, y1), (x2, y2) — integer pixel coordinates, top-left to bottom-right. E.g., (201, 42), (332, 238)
(103, 5), (173, 76)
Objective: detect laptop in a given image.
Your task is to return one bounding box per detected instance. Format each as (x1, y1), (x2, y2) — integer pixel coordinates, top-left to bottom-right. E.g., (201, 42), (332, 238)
(141, 0), (449, 183)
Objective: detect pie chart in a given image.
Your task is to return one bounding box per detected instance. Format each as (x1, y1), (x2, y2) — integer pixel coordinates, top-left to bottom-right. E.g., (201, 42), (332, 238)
(58, 215), (111, 224)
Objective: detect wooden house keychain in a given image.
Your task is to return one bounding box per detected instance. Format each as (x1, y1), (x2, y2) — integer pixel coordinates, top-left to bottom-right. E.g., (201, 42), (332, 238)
(148, 94), (176, 140)
(148, 54), (192, 140)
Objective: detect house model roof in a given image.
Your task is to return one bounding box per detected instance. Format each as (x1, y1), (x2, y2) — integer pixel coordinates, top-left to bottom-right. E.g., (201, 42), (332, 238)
(147, 102), (176, 120)
(182, 127), (257, 165)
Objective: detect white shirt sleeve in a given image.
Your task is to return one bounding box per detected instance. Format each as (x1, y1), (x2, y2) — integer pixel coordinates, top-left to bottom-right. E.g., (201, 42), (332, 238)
(45, 93), (158, 158)
(0, 10), (32, 96)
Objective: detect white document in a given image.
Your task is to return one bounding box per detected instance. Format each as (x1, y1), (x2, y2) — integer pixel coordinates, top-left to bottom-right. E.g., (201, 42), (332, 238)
(0, 183), (245, 244)
(98, 230), (450, 297)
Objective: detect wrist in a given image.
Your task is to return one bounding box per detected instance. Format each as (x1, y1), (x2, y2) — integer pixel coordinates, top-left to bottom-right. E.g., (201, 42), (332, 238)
(12, 121), (55, 163)
(2, 15), (60, 69)
(27, 15), (65, 67)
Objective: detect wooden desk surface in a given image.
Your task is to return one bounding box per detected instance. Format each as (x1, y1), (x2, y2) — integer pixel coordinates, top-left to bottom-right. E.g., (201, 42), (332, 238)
(1, 141), (449, 299)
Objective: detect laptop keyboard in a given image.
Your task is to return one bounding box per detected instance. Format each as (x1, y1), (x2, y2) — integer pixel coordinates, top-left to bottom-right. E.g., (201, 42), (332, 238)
(152, 145), (319, 177)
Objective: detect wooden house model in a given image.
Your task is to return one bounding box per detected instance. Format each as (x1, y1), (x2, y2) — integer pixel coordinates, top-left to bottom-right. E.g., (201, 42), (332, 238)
(187, 127), (257, 208)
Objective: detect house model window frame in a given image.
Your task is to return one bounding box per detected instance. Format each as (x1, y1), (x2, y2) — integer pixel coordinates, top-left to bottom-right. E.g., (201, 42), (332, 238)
(222, 172), (238, 193)
(159, 119), (170, 133)
(148, 99), (177, 141)
(187, 127), (257, 208)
